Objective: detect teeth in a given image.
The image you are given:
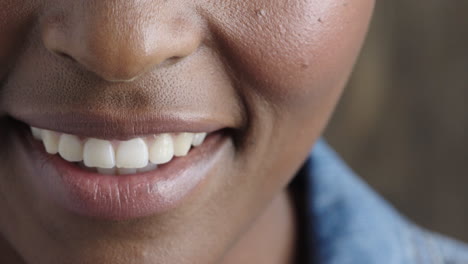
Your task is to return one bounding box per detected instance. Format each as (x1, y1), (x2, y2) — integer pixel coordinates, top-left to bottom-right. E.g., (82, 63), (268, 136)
(116, 138), (149, 169)
(149, 134), (174, 164)
(97, 167), (117, 175)
(192, 133), (207, 147)
(29, 126), (209, 175)
(137, 163), (158, 173)
(58, 134), (83, 162)
(31, 127), (42, 140)
(173, 133), (194, 157)
(83, 139), (116, 169)
(117, 168), (137, 175)
(42, 130), (60, 154)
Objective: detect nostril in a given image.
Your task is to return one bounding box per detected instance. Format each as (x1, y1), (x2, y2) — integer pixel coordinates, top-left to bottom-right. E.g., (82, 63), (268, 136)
(160, 56), (184, 67)
(55, 50), (76, 62)
(40, 5), (203, 83)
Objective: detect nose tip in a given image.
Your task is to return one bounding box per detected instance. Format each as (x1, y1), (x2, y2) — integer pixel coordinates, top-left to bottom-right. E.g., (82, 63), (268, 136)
(41, 4), (202, 82)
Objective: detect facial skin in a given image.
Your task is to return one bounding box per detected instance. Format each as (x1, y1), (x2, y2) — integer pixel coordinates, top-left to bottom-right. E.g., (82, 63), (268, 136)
(0, 0), (374, 263)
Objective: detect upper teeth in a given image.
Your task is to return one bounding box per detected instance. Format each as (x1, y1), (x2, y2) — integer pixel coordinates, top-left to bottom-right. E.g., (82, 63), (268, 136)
(30, 127), (207, 174)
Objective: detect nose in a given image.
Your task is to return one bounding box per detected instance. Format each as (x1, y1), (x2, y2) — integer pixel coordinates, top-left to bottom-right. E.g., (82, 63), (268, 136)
(41, 1), (202, 82)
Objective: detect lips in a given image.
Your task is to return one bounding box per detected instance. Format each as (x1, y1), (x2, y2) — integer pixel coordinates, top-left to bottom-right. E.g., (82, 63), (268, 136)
(10, 117), (232, 220)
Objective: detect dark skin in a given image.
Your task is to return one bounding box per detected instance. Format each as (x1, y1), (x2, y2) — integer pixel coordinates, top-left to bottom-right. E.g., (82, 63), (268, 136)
(0, 0), (374, 263)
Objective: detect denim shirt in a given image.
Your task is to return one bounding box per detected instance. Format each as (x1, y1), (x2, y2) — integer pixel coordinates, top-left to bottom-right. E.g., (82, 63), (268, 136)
(290, 140), (468, 264)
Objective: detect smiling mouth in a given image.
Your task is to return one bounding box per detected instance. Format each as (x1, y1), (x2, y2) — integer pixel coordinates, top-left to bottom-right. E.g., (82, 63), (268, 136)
(30, 126), (208, 176)
(6, 116), (233, 220)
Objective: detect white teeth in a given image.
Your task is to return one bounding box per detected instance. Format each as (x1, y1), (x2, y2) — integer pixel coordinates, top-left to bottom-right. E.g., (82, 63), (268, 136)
(116, 138), (149, 169)
(31, 127), (42, 140)
(192, 133), (207, 147)
(149, 134), (174, 164)
(97, 167), (117, 175)
(137, 163), (158, 173)
(42, 130), (60, 154)
(30, 126), (209, 174)
(83, 139), (116, 169)
(117, 168), (137, 175)
(58, 134), (83, 162)
(173, 133), (194, 157)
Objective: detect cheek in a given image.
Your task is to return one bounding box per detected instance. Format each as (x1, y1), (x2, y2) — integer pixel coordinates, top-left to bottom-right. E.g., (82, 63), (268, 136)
(0, 1), (39, 78)
(209, 0), (374, 107)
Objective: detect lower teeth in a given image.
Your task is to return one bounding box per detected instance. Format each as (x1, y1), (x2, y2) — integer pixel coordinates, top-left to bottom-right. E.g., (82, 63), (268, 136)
(76, 162), (159, 175)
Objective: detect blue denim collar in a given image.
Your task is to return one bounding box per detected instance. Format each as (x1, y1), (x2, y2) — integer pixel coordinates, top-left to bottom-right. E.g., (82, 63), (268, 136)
(292, 140), (468, 264)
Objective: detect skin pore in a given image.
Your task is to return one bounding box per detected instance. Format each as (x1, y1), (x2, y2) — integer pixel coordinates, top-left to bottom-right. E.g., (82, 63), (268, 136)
(0, 0), (374, 263)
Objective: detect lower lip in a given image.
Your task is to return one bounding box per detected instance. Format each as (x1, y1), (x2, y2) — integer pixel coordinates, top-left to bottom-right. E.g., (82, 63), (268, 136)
(19, 129), (230, 220)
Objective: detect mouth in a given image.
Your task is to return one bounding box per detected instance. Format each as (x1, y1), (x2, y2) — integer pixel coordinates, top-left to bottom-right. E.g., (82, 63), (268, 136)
(31, 126), (209, 175)
(10, 118), (232, 220)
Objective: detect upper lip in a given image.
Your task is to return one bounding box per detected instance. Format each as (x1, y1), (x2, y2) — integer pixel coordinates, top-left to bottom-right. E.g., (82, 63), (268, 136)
(11, 111), (232, 140)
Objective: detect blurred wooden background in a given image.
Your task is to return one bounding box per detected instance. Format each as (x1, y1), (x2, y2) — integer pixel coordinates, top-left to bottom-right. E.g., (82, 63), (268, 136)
(325, 1), (468, 241)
